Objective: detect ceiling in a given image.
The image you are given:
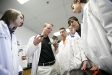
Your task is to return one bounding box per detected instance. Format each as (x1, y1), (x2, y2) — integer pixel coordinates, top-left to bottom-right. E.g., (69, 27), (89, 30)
(0, 0), (82, 39)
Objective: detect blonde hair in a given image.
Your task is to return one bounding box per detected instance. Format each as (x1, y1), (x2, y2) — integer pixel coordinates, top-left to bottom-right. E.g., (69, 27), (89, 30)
(0, 9), (24, 25)
(44, 23), (54, 27)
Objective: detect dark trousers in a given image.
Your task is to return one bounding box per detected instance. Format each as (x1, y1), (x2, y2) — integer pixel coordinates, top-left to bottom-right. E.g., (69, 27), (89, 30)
(98, 70), (112, 75)
(70, 69), (84, 75)
(18, 71), (23, 75)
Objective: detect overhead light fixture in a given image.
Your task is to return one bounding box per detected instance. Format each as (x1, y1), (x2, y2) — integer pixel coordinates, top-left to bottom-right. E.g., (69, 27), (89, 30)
(53, 29), (70, 36)
(17, 0), (29, 4)
(53, 32), (60, 36)
(66, 29), (70, 33)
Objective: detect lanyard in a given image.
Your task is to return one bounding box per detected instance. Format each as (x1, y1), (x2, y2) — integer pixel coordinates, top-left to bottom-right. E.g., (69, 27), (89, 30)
(7, 25), (14, 40)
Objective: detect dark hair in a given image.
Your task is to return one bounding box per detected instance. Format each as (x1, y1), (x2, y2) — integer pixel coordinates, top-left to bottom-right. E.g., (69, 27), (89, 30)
(52, 36), (58, 40)
(59, 27), (66, 31)
(0, 9), (24, 25)
(73, 0), (87, 3)
(68, 16), (80, 27)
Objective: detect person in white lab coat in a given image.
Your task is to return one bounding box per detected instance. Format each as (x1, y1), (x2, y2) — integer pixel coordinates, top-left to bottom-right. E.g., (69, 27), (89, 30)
(0, 9), (24, 75)
(52, 36), (60, 75)
(68, 16), (81, 37)
(57, 27), (87, 75)
(26, 23), (59, 75)
(71, 0), (112, 74)
(68, 25), (94, 75)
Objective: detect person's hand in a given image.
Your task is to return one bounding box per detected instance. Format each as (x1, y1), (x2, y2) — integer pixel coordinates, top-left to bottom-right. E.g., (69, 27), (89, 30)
(81, 60), (88, 70)
(22, 56), (26, 60)
(53, 43), (58, 51)
(90, 64), (99, 71)
(33, 35), (43, 46)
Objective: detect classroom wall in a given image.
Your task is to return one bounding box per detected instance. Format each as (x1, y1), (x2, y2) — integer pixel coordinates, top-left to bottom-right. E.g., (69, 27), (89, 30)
(15, 26), (37, 46)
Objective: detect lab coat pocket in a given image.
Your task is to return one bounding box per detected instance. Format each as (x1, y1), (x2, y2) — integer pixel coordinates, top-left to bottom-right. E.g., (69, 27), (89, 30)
(0, 33), (6, 38)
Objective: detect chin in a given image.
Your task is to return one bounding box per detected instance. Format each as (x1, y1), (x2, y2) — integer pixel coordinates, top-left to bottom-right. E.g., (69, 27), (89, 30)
(77, 11), (81, 13)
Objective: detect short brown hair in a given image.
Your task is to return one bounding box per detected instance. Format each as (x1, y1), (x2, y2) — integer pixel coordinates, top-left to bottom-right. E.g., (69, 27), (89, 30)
(68, 16), (80, 27)
(52, 36), (58, 40)
(73, 0), (87, 3)
(0, 9), (24, 25)
(71, 0), (87, 9)
(59, 27), (66, 31)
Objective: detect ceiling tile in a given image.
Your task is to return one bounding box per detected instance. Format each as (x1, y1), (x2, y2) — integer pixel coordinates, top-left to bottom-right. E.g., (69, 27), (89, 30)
(24, 18), (42, 29)
(63, 0), (72, 5)
(64, 3), (74, 16)
(36, 6), (66, 23)
(16, 7), (34, 22)
(23, 0), (63, 17)
(51, 16), (68, 32)
(32, 27), (43, 35)
(0, 0), (22, 13)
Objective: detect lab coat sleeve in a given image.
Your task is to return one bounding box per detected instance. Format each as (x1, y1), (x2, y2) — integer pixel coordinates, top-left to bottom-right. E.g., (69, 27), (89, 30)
(18, 65), (23, 72)
(77, 34), (87, 61)
(0, 65), (11, 75)
(80, 50), (87, 61)
(25, 36), (39, 57)
(91, 0), (112, 51)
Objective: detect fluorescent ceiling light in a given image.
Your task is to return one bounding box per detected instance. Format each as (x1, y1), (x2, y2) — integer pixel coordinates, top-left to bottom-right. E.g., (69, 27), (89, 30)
(66, 29), (70, 33)
(53, 28), (70, 36)
(53, 32), (60, 36)
(17, 0), (29, 4)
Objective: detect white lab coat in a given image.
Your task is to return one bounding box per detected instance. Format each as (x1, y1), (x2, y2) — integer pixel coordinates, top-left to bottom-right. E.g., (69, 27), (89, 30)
(57, 33), (87, 75)
(18, 50), (27, 68)
(0, 20), (19, 75)
(25, 35), (57, 75)
(82, 0), (112, 74)
(68, 32), (87, 62)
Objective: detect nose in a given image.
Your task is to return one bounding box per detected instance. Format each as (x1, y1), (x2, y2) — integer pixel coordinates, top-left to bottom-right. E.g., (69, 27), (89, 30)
(22, 19), (24, 23)
(71, 23), (74, 27)
(20, 20), (24, 27)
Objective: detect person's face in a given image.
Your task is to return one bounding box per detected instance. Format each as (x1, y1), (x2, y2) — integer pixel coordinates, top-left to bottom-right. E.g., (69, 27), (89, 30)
(53, 39), (58, 43)
(71, 3), (82, 13)
(68, 26), (75, 34)
(60, 29), (67, 38)
(69, 19), (79, 30)
(43, 24), (53, 36)
(14, 14), (24, 27)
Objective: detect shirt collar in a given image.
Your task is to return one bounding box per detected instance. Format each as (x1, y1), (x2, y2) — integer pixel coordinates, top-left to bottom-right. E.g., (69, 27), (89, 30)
(7, 25), (14, 34)
(70, 32), (75, 38)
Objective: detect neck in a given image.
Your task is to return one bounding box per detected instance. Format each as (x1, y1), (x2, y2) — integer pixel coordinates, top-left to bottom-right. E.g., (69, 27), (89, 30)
(62, 36), (66, 40)
(81, 3), (86, 9)
(70, 32), (74, 35)
(10, 23), (16, 30)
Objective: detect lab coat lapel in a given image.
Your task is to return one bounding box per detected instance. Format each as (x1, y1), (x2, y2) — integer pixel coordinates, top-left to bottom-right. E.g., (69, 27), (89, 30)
(1, 21), (11, 40)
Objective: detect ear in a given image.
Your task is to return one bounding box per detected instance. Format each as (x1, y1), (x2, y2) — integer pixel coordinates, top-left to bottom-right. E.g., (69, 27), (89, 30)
(43, 26), (45, 29)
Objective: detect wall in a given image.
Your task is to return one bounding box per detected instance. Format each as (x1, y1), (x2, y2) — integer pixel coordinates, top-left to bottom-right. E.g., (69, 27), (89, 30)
(0, 13), (3, 17)
(15, 26), (36, 46)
